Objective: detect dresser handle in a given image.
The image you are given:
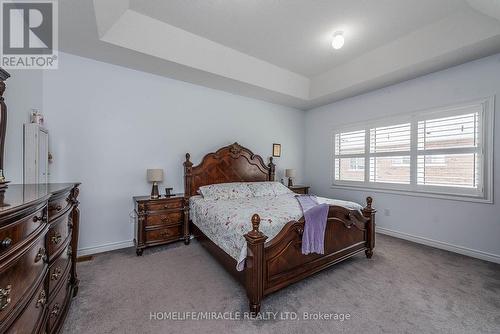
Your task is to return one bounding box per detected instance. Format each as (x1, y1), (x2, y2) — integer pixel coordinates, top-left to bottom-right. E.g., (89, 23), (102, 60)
(0, 285), (12, 311)
(67, 247), (72, 257)
(51, 267), (62, 281)
(35, 290), (46, 308)
(160, 231), (171, 237)
(33, 215), (47, 223)
(51, 233), (62, 244)
(35, 248), (47, 263)
(50, 303), (60, 318)
(53, 205), (62, 211)
(0, 237), (12, 250)
(160, 216), (170, 223)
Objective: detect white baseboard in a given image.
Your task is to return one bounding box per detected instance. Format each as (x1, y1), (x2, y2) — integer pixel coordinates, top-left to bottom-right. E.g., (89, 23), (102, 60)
(376, 226), (500, 264)
(78, 240), (134, 257)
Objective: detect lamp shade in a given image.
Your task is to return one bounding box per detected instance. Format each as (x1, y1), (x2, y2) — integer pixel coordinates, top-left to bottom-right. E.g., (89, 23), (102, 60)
(147, 169), (163, 182)
(285, 169), (296, 178)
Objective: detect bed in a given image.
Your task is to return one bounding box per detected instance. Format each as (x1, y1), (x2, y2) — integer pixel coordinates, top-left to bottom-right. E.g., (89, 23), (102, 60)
(184, 143), (376, 314)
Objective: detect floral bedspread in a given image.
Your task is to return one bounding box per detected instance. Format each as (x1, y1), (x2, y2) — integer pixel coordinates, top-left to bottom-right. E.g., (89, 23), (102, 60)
(189, 194), (363, 271)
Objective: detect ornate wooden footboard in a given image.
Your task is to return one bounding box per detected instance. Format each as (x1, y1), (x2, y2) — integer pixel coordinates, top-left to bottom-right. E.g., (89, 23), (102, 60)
(184, 143), (375, 315)
(245, 198), (375, 314)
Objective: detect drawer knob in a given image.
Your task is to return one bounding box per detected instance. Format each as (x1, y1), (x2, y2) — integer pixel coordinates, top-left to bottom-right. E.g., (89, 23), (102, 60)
(50, 303), (60, 318)
(33, 215), (47, 223)
(51, 232), (62, 244)
(0, 237), (12, 250)
(0, 285), (12, 311)
(36, 290), (46, 308)
(51, 267), (62, 281)
(35, 247), (47, 263)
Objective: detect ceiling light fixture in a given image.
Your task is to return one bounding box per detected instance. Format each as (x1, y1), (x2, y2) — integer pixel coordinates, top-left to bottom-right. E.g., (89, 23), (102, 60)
(332, 31), (345, 50)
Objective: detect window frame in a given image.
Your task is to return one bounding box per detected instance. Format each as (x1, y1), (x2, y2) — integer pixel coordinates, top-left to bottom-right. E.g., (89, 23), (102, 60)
(331, 97), (494, 203)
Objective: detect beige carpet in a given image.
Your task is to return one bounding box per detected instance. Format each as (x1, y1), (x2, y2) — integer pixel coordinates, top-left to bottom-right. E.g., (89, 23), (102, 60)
(62, 234), (500, 334)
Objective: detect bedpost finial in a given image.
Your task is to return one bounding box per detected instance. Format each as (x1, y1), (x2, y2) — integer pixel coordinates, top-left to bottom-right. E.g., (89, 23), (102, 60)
(251, 214), (261, 232)
(184, 153), (193, 168)
(366, 196), (373, 209)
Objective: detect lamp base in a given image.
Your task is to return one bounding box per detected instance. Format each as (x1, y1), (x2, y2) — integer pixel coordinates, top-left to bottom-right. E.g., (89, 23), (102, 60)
(150, 182), (160, 199)
(288, 178), (293, 187)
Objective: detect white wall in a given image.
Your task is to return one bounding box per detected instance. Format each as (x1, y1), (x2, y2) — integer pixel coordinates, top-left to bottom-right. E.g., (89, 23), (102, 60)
(4, 70), (43, 184)
(305, 53), (500, 262)
(40, 52), (305, 252)
(4, 51), (499, 263)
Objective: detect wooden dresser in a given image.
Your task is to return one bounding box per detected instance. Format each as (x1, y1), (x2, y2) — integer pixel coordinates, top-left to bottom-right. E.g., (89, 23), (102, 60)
(133, 194), (189, 256)
(0, 183), (80, 334)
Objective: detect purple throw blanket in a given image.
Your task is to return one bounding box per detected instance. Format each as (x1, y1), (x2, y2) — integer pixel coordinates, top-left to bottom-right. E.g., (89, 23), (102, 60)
(295, 195), (329, 255)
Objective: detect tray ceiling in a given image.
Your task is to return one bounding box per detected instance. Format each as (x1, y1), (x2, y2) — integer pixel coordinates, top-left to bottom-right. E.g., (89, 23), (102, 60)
(59, 0), (500, 109)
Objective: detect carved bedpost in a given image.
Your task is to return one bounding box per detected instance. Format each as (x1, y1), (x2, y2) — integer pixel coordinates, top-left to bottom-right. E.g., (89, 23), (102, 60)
(362, 196), (376, 258)
(244, 214), (268, 315)
(184, 153), (193, 198)
(183, 153), (193, 245)
(0, 69), (10, 184)
(268, 157), (276, 181)
(69, 184), (80, 296)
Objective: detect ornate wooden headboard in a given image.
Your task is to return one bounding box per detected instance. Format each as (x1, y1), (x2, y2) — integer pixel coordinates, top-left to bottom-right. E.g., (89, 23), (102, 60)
(184, 142), (275, 198)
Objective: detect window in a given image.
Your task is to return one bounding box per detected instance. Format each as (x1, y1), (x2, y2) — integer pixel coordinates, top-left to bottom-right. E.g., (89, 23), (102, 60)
(332, 97), (494, 202)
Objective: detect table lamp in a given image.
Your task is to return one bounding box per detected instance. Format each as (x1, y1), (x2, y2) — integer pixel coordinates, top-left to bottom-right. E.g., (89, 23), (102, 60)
(285, 169), (296, 187)
(147, 169), (163, 199)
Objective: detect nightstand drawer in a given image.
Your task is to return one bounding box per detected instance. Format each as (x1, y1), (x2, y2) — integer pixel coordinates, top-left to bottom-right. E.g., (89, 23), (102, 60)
(145, 225), (182, 243)
(134, 194), (189, 255)
(145, 211), (183, 227)
(145, 200), (183, 212)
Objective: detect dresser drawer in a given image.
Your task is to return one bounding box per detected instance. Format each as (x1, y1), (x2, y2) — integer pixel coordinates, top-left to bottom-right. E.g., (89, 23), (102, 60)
(47, 270), (71, 333)
(145, 199), (183, 212)
(48, 195), (71, 221)
(47, 211), (72, 260)
(0, 232), (47, 324)
(145, 225), (182, 243)
(5, 279), (47, 334)
(145, 211), (183, 227)
(0, 205), (46, 256)
(48, 242), (71, 295)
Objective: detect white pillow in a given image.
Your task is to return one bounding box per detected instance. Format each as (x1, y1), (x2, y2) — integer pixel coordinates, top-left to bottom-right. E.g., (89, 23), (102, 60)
(247, 182), (292, 197)
(198, 182), (253, 200)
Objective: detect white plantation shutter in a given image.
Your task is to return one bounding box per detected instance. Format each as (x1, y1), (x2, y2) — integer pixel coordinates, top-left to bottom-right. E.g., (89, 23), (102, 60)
(334, 130), (365, 182)
(369, 123), (411, 184)
(416, 111), (481, 189)
(332, 98), (493, 202)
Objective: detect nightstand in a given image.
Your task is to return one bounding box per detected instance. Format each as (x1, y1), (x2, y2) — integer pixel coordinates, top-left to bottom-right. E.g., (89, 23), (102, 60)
(133, 194), (189, 256)
(288, 185), (310, 194)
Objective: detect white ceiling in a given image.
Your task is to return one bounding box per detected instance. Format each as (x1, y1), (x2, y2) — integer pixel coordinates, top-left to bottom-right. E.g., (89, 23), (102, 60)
(59, 0), (500, 110)
(129, 0), (470, 76)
